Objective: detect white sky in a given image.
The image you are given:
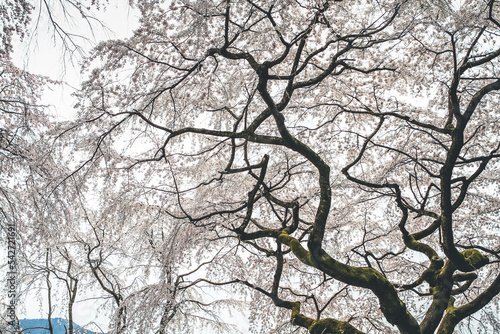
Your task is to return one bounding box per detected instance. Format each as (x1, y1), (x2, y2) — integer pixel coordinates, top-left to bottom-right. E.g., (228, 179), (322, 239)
(14, 1), (139, 121)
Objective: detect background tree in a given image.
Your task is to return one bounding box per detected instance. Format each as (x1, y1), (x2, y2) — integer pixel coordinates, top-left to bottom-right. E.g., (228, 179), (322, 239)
(1, 0), (123, 331)
(1, 1), (54, 329)
(66, 166), (249, 333)
(39, 0), (500, 333)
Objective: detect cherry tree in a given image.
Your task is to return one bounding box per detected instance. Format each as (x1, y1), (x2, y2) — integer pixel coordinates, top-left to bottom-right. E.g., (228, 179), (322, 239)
(59, 0), (500, 333)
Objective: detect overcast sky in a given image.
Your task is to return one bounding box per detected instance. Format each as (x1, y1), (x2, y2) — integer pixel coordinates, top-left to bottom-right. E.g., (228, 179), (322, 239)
(14, 1), (139, 121)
